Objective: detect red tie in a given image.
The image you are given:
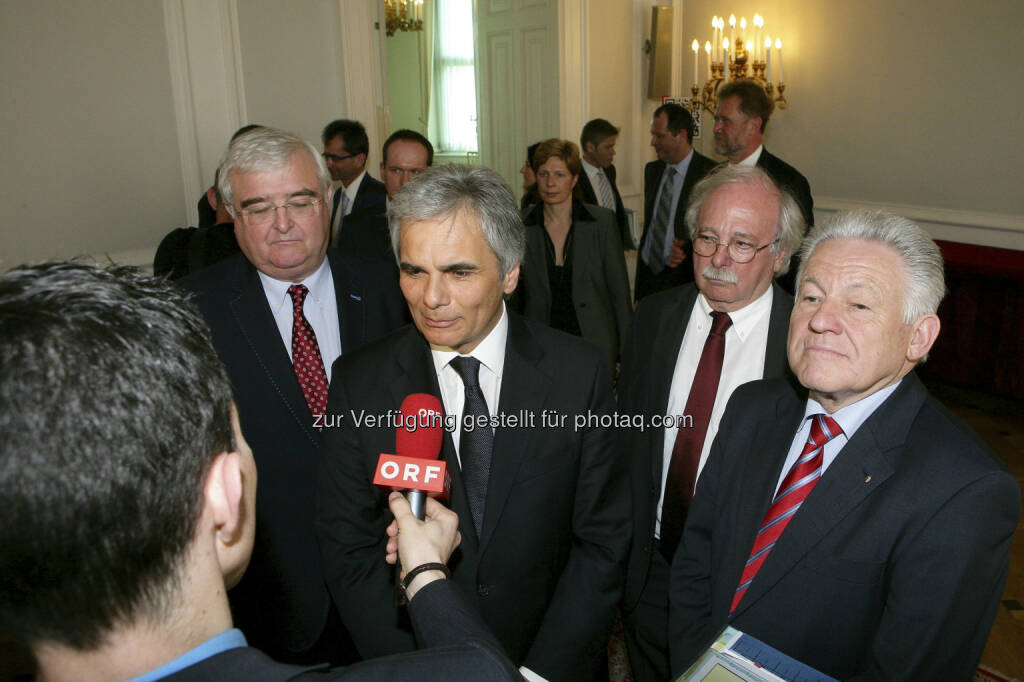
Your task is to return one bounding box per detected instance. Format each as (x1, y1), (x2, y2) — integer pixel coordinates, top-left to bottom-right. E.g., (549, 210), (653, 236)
(660, 311), (733, 560)
(287, 284), (329, 423)
(730, 414), (843, 613)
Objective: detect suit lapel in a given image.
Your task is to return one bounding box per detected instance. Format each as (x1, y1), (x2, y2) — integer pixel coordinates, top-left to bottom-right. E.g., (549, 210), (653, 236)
(763, 283), (793, 381)
(730, 377), (926, 618)
(648, 287), (699, 485)
(478, 316), (551, 553)
(328, 250), (367, 353)
(228, 258), (319, 447)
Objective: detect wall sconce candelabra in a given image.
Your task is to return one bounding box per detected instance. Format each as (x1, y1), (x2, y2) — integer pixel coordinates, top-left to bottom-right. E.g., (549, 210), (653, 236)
(688, 13), (788, 115)
(385, 0), (424, 37)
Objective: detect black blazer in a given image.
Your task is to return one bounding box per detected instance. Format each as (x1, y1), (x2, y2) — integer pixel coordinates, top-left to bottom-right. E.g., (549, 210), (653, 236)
(517, 202), (632, 373)
(180, 250), (407, 657)
(634, 152), (716, 301)
(669, 374), (1020, 679)
(162, 581), (519, 681)
(619, 282), (796, 610)
(756, 148), (813, 228)
(337, 209), (396, 270)
(330, 173), (387, 229)
(316, 315), (631, 681)
(576, 163), (629, 246)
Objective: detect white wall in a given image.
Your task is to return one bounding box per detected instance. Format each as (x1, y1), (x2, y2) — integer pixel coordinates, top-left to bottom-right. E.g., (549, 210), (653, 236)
(0, 1), (184, 268)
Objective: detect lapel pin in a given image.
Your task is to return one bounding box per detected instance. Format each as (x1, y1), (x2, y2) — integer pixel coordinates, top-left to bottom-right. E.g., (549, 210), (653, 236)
(350, 294), (362, 301)
(864, 475), (872, 484)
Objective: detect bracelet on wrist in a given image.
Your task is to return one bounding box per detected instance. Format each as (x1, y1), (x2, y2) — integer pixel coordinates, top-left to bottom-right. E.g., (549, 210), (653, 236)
(401, 562), (450, 594)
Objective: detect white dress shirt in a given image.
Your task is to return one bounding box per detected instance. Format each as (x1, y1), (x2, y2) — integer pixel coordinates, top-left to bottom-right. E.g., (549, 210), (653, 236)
(655, 286), (774, 536)
(258, 257), (342, 382)
(735, 144), (764, 167)
(430, 304), (508, 464)
(647, 148), (695, 266)
(342, 170), (366, 214)
(775, 380), (902, 494)
(581, 158), (616, 211)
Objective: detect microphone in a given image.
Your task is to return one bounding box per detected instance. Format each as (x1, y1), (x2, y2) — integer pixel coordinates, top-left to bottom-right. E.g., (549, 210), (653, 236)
(373, 393), (449, 520)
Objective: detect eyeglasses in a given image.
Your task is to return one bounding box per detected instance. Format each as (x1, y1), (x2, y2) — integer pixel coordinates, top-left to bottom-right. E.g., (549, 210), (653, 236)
(238, 197), (323, 227)
(322, 152), (355, 164)
(692, 232), (777, 263)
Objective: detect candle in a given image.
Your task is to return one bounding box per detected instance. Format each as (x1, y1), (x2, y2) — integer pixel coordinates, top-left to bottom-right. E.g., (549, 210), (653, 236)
(692, 39), (700, 86)
(729, 14), (736, 55)
(775, 38), (783, 82)
(723, 39), (730, 83)
(765, 37), (773, 81)
(705, 40), (712, 79)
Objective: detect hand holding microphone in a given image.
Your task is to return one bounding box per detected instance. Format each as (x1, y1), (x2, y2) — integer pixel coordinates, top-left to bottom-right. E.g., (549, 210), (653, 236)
(385, 493), (462, 599)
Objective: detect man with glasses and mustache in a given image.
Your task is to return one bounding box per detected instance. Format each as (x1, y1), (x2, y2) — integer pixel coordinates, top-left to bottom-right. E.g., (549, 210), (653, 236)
(617, 165), (804, 681)
(181, 126), (406, 666)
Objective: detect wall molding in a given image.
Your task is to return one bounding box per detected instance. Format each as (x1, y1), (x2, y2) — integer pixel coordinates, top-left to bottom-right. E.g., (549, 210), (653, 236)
(815, 197), (1024, 251)
(558, 0), (587, 139)
(337, 0), (386, 156)
(163, 0), (201, 224)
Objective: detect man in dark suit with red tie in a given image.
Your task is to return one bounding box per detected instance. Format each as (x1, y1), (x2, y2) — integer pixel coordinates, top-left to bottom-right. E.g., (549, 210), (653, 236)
(182, 127), (406, 665)
(635, 103), (717, 301)
(619, 165), (805, 681)
(669, 210), (1019, 679)
(322, 119), (386, 247)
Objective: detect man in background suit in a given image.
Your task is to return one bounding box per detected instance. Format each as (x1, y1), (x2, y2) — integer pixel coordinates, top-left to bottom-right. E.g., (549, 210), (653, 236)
(577, 118), (630, 246)
(0, 262), (517, 681)
(670, 210), (1020, 679)
(182, 127), (406, 665)
(714, 80), (813, 295)
(618, 166), (805, 681)
(635, 103), (716, 301)
(337, 129), (433, 265)
(317, 164), (630, 681)
(322, 119), (386, 246)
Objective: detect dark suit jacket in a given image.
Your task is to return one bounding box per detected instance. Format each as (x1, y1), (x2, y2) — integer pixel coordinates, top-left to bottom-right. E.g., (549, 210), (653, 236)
(618, 282), (795, 610)
(316, 315), (631, 681)
(330, 173), (387, 229)
(164, 581), (518, 681)
(336, 208), (395, 269)
(180, 250), (407, 657)
(634, 152), (716, 301)
(756, 148), (813, 228)
(577, 163), (629, 246)
(517, 202), (633, 373)
(669, 374), (1021, 680)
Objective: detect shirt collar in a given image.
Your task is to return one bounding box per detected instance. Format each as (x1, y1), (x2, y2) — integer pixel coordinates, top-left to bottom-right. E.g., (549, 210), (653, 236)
(666, 148), (695, 175)
(581, 158), (602, 177)
(735, 144), (764, 167)
(128, 629), (247, 682)
(801, 380), (903, 439)
(431, 303), (509, 378)
(344, 170), (367, 200)
(257, 255), (332, 311)
(696, 284), (773, 342)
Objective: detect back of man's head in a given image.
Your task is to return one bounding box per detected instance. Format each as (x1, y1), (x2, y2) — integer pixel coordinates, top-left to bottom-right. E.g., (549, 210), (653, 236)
(0, 262), (234, 650)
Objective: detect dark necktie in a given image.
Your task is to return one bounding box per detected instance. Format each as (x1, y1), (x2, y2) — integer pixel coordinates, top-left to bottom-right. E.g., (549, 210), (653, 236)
(730, 414), (844, 613)
(287, 284), (330, 423)
(644, 166), (677, 274)
(660, 311), (733, 560)
(450, 356), (492, 536)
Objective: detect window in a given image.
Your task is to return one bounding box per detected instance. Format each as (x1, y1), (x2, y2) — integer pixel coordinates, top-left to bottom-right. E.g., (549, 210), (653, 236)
(433, 0), (477, 153)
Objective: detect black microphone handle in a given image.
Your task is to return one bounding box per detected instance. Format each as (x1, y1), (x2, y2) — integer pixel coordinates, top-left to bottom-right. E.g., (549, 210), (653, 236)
(407, 489), (426, 520)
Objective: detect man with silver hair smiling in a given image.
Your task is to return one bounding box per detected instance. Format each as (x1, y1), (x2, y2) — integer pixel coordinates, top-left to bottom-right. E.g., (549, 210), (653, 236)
(669, 210), (1020, 680)
(181, 126), (406, 665)
(317, 164), (630, 681)
(619, 164), (804, 681)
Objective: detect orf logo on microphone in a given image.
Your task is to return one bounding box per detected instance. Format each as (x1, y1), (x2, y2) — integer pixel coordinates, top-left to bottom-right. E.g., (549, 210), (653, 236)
(373, 453), (450, 497)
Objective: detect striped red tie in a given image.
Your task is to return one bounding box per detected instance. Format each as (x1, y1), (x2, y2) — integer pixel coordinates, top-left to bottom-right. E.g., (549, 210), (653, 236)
(287, 284), (329, 424)
(730, 414), (843, 614)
